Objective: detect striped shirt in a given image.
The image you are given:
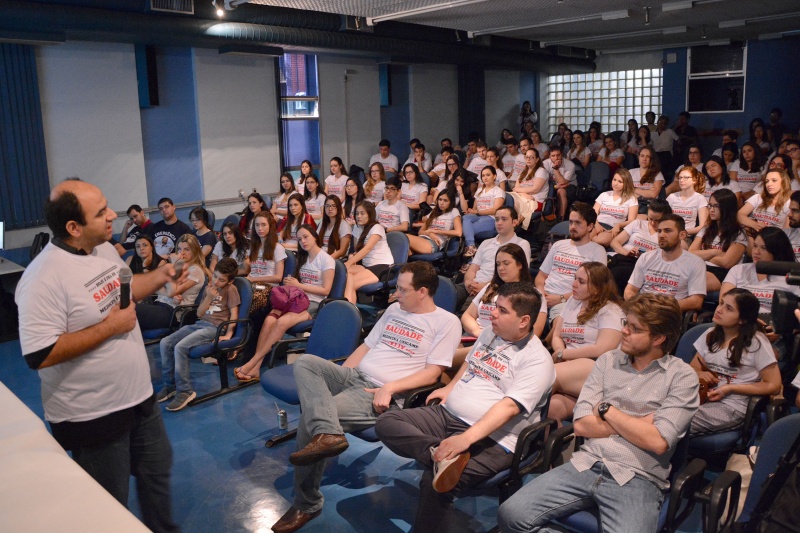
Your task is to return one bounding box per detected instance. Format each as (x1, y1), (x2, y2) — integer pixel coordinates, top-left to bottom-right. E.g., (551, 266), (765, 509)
(571, 350), (699, 490)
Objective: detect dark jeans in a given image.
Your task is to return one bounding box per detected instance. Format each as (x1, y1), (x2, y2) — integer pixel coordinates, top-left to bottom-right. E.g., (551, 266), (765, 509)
(71, 401), (179, 533)
(136, 301), (174, 330)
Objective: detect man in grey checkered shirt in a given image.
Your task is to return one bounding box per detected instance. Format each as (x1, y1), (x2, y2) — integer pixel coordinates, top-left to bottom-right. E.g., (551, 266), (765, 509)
(499, 293), (699, 533)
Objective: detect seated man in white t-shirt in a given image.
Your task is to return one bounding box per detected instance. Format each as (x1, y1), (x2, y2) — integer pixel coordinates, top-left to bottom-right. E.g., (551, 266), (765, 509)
(535, 202), (607, 320)
(466, 141), (489, 175)
(433, 138), (453, 165)
(375, 282), (554, 533)
(369, 139), (399, 175)
(784, 191), (800, 261)
(375, 177), (410, 233)
(625, 214), (706, 312)
(405, 140), (433, 173)
(272, 262), (461, 533)
(456, 205), (532, 312)
(542, 146), (577, 220)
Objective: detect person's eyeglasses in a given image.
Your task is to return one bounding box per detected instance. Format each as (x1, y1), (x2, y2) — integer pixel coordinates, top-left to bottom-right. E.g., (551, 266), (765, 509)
(621, 318), (648, 334)
(689, 150), (701, 155)
(447, 163), (458, 167)
(788, 147), (799, 154)
(678, 175), (693, 180)
(395, 285), (416, 295)
(324, 204), (337, 209)
(405, 170), (415, 175)
(708, 203), (720, 210)
(346, 183), (357, 188)
(386, 187), (398, 192)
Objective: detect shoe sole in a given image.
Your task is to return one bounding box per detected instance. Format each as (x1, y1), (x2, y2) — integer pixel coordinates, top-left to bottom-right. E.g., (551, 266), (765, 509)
(432, 452), (471, 493)
(165, 391), (197, 412)
(289, 440), (350, 466)
(157, 390), (176, 403)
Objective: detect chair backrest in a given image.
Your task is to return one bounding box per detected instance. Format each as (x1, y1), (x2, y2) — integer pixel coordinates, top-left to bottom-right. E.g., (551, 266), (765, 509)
(263, 195), (273, 210)
(433, 276), (457, 313)
(386, 231), (410, 264)
(588, 161), (611, 190)
(419, 172), (431, 189)
(283, 250), (297, 281)
(674, 323), (713, 362)
(221, 213), (241, 230)
(503, 194), (514, 208)
(30, 232), (50, 260)
(305, 300), (363, 361)
(329, 259), (347, 299)
(206, 209), (216, 231)
(549, 220), (570, 237)
(443, 235), (462, 257)
(231, 277), (253, 339)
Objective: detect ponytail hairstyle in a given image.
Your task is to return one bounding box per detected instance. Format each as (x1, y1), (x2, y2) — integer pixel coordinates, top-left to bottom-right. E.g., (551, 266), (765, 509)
(249, 210), (279, 262)
(354, 201), (379, 251)
(706, 288), (762, 368)
(330, 156), (348, 176)
(317, 195), (344, 255)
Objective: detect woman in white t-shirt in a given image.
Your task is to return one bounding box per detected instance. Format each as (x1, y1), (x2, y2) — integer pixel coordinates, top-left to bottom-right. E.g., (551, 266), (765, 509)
(272, 172), (297, 221)
(247, 210), (287, 288)
(688, 288), (781, 436)
(316, 195), (351, 260)
(407, 189), (462, 255)
(550, 262), (624, 422)
(630, 146), (665, 201)
(619, 119), (638, 148)
(591, 167), (638, 247)
(400, 163), (429, 212)
(667, 165), (709, 237)
(294, 159), (315, 196)
(324, 157), (349, 201)
(625, 126), (651, 156)
(303, 174), (326, 224)
(342, 177), (366, 226)
(730, 141), (766, 201)
(738, 170), (792, 240)
(509, 148), (548, 231)
(567, 130), (591, 169)
(364, 162), (387, 205)
(344, 201), (395, 304)
(277, 193), (316, 250)
(703, 155), (742, 204)
(463, 166), (506, 256)
(209, 222), (250, 276)
(689, 189), (747, 292)
(235, 224), (335, 383)
(531, 130), (550, 161)
(485, 148), (508, 190)
(596, 135), (624, 168)
(587, 126), (603, 156)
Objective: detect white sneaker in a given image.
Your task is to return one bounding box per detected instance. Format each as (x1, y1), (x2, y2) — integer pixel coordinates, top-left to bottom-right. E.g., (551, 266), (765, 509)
(201, 356), (218, 365)
(430, 446), (470, 493)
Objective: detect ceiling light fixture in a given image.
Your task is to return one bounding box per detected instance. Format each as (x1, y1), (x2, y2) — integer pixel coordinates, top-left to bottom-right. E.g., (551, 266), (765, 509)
(701, 24), (707, 39)
(718, 20), (745, 28)
(212, 0), (224, 17)
(662, 0), (694, 12)
(472, 9), (630, 36)
(540, 25), (686, 46)
(644, 7), (650, 25)
(367, 0), (491, 26)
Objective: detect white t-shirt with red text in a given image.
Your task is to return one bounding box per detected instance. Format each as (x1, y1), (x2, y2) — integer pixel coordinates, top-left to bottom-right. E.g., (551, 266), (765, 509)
(473, 236), (532, 284)
(557, 298), (624, 350)
(729, 160), (763, 193)
(784, 227), (800, 262)
(667, 191), (708, 230)
(472, 285), (547, 330)
(745, 195), (790, 228)
(376, 200), (410, 230)
(474, 185), (506, 212)
(629, 249), (706, 299)
(618, 219), (659, 255)
(298, 249), (336, 303)
(325, 175), (348, 201)
(723, 263), (800, 315)
(352, 223), (394, 267)
(250, 242), (288, 278)
(630, 168), (665, 192)
(695, 226), (748, 267)
(401, 182), (429, 207)
(540, 239), (607, 295)
(595, 191), (637, 227)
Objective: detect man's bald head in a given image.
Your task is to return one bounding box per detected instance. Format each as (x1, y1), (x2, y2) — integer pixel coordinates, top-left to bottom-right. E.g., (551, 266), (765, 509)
(45, 178), (101, 240)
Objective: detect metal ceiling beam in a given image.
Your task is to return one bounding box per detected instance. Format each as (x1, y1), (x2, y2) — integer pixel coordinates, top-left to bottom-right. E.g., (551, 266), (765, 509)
(471, 10), (630, 37)
(366, 0), (491, 27)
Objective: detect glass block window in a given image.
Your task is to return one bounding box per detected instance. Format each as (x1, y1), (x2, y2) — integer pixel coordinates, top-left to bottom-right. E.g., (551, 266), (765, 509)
(545, 69), (663, 137)
(278, 54), (321, 169)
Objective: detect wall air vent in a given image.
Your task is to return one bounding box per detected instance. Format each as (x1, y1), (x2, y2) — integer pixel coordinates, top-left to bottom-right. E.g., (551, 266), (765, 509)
(149, 0), (194, 15)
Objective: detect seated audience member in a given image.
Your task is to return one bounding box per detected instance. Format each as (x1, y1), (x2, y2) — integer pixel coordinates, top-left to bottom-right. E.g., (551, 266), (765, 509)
(271, 262), (460, 533)
(485, 147), (508, 190)
(625, 126), (651, 157)
(149, 197), (191, 258)
(751, 123), (771, 157)
(376, 177), (410, 233)
(591, 167), (638, 247)
(730, 141), (765, 200)
(407, 189), (462, 255)
(278, 193), (316, 251)
(669, 143), (704, 187)
(509, 137), (530, 183)
(375, 282), (554, 533)
(127, 234), (166, 274)
(619, 118), (638, 147)
(429, 148), (456, 200)
(189, 207), (217, 265)
(567, 130), (592, 169)
(463, 166), (506, 257)
(466, 141), (489, 175)
(447, 170), (476, 214)
(787, 139), (800, 182)
(405, 142), (433, 173)
(763, 153), (793, 188)
(235, 225), (335, 384)
(273, 172), (297, 220)
(596, 134), (624, 168)
(247, 210), (287, 292)
(434, 138), (453, 165)
(498, 294), (698, 533)
(364, 162), (387, 205)
(508, 148), (548, 231)
(667, 166), (708, 238)
(738, 170), (792, 241)
(400, 163), (429, 214)
(240, 193), (268, 239)
(502, 138), (520, 172)
(689, 189), (748, 292)
(721, 227), (800, 344)
(342, 177), (365, 226)
(586, 126), (603, 157)
(608, 200), (672, 294)
(625, 214), (706, 312)
(295, 160), (315, 196)
(429, 146), (455, 182)
(722, 142), (739, 171)
(712, 129), (739, 158)
(369, 139), (399, 175)
(543, 146), (577, 220)
(317, 195), (351, 260)
(136, 234), (208, 331)
(457, 206), (531, 312)
(530, 131), (550, 162)
(120, 204), (151, 250)
(535, 202), (606, 320)
(157, 257), (241, 412)
(302, 174), (326, 224)
(689, 288), (781, 436)
(210, 222), (250, 276)
(549, 263), (624, 423)
(653, 115), (679, 180)
(344, 201), (395, 304)
(324, 157), (348, 202)
(785, 191), (800, 261)
(702, 156), (742, 205)
(630, 147), (664, 212)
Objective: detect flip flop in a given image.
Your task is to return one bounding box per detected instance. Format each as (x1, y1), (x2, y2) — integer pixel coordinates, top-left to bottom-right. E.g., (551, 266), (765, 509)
(234, 367), (260, 384)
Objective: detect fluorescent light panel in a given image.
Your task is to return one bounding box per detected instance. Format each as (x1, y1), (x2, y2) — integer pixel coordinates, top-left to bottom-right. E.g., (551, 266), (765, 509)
(367, 0), (490, 26)
(662, 0), (694, 12)
(472, 9), (630, 36)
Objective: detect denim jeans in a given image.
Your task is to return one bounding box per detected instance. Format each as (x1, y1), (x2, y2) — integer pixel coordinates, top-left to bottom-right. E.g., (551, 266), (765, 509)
(160, 320), (217, 393)
(71, 400), (179, 533)
(498, 461), (664, 533)
(291, 354), (386, 513)
(462, 214), (497, 246)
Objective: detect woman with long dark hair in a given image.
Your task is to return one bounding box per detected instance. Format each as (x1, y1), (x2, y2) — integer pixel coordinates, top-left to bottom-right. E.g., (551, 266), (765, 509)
(342, 176), (366, 226)
(407, 189), (462, 255)
(272, 172), (297, 220)
(324, 156), (349, 201)
(688, 288), (781, 436)
(730, 141), (765, 200)
(446, 171), (475, 214)
(462, 166), (506, 257)
(189, 206), (216, 265)
(278, 193), (316, 250)
(703, 155), (741, 205)
(127, 234), (166, 274)
(317, 194), (351, 259)
(210, 222), (250, 276)
(630, 146), (664, 202)
(239, 192), (267, 237)
(248, 210), (286, 287)
(344, 201), (394, 304)
(400, 163), (429, 212)
(295, 159), (315, 195)
(567, 130), (591, 169)
(689, 189), (747, 292)
(302, 173), (326, 224)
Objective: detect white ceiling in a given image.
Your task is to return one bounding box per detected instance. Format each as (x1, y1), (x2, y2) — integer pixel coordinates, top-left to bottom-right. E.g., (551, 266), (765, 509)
(246, 0), (800, 52)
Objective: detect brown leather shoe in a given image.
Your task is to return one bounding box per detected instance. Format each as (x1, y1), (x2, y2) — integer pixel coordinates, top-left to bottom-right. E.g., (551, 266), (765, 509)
(289, 433), (349, 466)
(271, 507), (321, 533)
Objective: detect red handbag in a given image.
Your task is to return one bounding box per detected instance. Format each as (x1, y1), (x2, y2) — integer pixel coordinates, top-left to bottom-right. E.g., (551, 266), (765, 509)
(269, 285), (310, 314)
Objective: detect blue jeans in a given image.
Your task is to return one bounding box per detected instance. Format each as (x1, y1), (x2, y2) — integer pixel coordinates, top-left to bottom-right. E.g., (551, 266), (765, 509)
(462, 214), (497, 247)
(498, 461), (664, 533)
(291, 354), (387, 513)
(160, 320), (217, 393)
(71, 400), (178, 533)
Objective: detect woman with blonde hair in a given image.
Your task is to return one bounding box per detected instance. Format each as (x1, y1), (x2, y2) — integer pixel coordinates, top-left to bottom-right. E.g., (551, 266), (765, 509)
(591, 167), (638, 247)
(364, 162), (387, 204)
(508, 148), (548, 231)
(738, 169), (793, 238)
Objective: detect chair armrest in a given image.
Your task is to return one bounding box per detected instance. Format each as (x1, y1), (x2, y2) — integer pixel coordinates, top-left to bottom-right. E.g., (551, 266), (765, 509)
(510, 418), (558, 476)
(737, 395), (770, 452)
(704, 470), (742, 533)
(541, 424), (575, 472)
(268, 337), (310, 368)
(403, 383), (444, 409)
(212, 318), (252, 352)
(171, 303), (201, 329)
(663, 458), (707, 533)
(767, 397), (790, 426)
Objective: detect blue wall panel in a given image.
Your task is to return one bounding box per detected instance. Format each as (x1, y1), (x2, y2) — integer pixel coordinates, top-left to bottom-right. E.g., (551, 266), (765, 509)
(379, 65), (410, 156)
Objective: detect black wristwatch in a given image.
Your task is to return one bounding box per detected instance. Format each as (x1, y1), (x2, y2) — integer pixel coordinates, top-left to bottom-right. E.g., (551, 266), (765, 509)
(597, 402), (612, 421)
